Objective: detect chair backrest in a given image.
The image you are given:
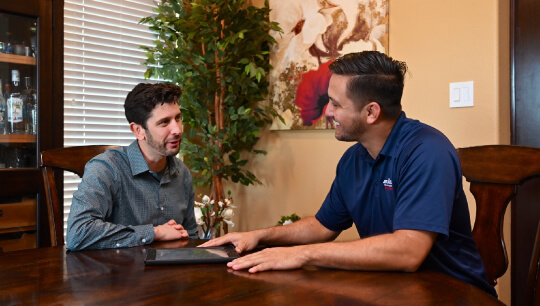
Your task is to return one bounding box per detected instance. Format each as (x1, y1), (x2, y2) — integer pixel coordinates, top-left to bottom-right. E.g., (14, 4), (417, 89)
(40, 145), (119, 246)
(458, 145), (540, 305)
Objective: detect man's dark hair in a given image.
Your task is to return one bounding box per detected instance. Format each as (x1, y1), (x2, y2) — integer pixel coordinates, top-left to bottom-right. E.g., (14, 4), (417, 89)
(124, 82), (182, 129)
(329, 51), (408, 119)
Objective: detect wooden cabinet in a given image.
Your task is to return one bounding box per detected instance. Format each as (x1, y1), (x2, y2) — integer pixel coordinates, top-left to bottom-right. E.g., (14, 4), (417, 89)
(0, 0), (63, 251)
(0, 197), (37, 252)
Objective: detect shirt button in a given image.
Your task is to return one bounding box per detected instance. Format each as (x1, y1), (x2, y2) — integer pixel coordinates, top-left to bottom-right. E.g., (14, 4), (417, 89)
(161, 207), (164, 211)
(142, 238), (146, 243)
(116, 243), (120, 247)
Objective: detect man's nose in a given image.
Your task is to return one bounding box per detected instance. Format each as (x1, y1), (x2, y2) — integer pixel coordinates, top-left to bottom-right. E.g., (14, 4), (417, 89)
(171, 120), (183, 134)
(325, 103), (334, 117)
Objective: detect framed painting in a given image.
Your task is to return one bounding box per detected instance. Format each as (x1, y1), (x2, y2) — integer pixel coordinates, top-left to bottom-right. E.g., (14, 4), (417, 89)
(268, 0), (389, 130)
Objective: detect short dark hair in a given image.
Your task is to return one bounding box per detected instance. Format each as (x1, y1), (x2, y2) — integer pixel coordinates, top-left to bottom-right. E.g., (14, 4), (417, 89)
(124, 82), (182, 129)
(329, 51), (408, 119)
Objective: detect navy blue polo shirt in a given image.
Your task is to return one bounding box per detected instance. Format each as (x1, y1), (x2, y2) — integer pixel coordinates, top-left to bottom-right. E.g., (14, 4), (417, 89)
(315, 112), (496, 296)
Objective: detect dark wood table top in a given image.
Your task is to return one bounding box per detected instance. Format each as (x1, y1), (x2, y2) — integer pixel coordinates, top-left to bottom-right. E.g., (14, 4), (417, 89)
(0, 239), (503, 305)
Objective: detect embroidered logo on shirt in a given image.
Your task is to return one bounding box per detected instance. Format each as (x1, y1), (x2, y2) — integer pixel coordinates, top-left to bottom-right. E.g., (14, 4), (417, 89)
(383, 178), (393, 190)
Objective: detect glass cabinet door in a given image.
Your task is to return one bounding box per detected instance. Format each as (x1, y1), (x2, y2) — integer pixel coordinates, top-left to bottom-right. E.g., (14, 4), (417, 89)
(0, 12), (38, 169)
(0, 0), (62, 250)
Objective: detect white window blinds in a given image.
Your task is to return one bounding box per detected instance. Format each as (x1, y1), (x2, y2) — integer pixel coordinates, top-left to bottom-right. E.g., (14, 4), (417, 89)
(63, 0), (157, 234)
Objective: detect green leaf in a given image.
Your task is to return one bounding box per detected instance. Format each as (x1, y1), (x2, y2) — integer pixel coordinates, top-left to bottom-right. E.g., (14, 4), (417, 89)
(249, 62), (257, 78)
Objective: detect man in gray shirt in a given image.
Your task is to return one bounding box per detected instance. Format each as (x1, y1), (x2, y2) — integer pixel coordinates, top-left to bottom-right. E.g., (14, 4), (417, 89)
(66, 83), (198, 251)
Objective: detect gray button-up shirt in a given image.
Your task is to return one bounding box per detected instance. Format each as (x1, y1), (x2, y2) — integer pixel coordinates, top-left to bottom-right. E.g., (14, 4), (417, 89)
(66, 141), (198, 251)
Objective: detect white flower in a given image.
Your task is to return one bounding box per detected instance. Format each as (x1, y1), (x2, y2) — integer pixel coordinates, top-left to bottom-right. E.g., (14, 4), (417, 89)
(194, 206), (204, 225)
(194, 194), (237, 230)
(270, 0), (330, 73)
(282, 220), (293, 225)
(222, 207), (234, 219)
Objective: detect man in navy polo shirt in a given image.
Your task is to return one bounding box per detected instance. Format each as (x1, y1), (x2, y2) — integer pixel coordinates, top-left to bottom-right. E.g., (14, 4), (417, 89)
(202, 51), (496, 296)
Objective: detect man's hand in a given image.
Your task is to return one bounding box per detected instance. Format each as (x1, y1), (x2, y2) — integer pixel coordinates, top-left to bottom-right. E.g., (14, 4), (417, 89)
(153, 219), (189, 241)
(227, 245), (309, 273)
(198, 231), (261, 254)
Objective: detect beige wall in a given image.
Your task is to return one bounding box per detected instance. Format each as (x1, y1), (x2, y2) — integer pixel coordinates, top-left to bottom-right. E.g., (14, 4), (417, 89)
(227, 0), (511, 303)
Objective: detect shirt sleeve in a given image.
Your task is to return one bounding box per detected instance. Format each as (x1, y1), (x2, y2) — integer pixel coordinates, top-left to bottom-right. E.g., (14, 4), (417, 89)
(392, 136), (461, 238)
(315, 152), (354, 232)
(66, 159), (154, 251)
(315, 181), (354, 232)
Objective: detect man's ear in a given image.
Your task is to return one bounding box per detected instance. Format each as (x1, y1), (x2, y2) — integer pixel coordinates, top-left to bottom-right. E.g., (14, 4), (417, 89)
(130, 122), (146, 141)
(365, 102), (381, 124)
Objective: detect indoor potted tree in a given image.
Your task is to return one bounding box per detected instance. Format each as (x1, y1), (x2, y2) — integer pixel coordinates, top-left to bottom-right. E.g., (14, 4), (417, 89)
(140, 0), (282, 236)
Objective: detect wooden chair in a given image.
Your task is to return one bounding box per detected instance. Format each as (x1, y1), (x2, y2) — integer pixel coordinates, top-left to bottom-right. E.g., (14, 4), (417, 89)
(40, 145), (119, 246)
(458, 145), (540, 305)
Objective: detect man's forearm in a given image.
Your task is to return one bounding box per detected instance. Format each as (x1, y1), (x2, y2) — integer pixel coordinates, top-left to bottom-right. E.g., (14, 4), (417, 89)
(66, 219), (153, 251)
(303, 229), (437, 272)
(256, 216), (339, 246)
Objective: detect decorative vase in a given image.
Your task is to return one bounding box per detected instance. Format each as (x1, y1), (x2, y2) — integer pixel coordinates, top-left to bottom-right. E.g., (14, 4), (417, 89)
(198, 225), (218, 240)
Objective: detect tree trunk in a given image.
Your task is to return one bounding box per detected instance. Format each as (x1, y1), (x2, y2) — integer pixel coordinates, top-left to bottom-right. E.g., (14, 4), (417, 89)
(210, 175), (227, 236)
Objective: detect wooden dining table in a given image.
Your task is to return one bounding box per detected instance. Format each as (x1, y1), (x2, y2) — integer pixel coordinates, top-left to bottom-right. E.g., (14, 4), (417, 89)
(0, 239), (502, 305)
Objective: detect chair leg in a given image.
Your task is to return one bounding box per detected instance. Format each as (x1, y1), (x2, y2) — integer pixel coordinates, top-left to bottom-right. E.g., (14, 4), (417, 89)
(526, 221), (540, 306)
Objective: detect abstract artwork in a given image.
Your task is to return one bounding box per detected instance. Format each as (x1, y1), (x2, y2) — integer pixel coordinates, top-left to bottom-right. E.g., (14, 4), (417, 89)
(268, 0), (388, 130)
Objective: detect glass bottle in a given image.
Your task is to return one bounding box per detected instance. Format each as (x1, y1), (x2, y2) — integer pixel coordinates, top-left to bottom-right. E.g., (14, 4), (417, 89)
(0, 79), (6, 134)
(5, 42), (13, 54)
(5, 70), (26, 134)
(23, 77), (37, 134)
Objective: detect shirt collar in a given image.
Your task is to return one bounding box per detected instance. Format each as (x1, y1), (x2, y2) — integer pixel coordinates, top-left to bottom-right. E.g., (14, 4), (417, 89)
(127, 140), (180, 180)
(127, 141), (150, 176)
(162, 157), (180, 183)
(378, 111), (408, 158)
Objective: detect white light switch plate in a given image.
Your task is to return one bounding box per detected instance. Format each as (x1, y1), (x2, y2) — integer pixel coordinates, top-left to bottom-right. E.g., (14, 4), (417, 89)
(449, 81), (474, 108)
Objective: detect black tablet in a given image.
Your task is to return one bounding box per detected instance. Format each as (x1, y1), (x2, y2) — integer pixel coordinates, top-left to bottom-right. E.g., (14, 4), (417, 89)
(144, 245), (240, 266)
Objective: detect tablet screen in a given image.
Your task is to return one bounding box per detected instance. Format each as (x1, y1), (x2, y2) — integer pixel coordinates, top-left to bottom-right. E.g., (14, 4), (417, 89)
(156, 248), (230, 260)
(144, 245), (240, 265)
